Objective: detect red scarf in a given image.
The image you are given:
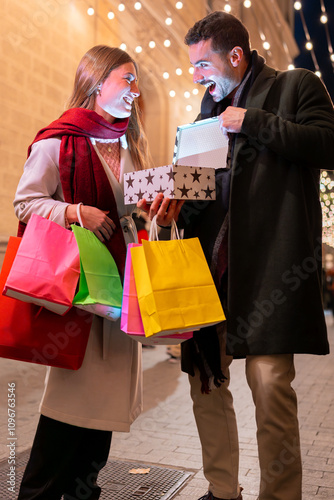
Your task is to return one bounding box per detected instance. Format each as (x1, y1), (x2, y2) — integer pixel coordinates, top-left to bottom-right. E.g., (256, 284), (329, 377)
(19, 108), (130, 278)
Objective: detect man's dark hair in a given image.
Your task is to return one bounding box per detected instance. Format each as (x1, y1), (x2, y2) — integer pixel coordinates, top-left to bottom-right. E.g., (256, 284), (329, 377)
(184, 11), (251, 61)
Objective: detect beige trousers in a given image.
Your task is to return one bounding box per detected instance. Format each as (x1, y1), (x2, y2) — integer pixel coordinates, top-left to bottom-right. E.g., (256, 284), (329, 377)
(189, 352), (302, 500)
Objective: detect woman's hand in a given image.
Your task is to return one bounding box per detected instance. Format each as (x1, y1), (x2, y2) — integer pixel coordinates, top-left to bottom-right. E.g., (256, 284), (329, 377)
(66, 204), (116, 242)
(137, 193), (184, 226)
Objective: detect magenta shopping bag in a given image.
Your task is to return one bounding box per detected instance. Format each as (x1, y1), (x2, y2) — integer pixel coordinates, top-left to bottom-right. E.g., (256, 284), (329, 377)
(121, 243), (193, 346)
(3, 214), (80, 315)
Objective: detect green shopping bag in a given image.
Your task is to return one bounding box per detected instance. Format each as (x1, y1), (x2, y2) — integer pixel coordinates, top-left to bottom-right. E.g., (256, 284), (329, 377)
(71, 224), (123, 321)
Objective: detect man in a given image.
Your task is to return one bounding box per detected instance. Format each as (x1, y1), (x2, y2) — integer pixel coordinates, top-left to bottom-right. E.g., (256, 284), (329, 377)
(176, 10), (334, 500)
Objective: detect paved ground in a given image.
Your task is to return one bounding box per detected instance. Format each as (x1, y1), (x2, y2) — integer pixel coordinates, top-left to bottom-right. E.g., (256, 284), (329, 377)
(0, 315), (334, 500)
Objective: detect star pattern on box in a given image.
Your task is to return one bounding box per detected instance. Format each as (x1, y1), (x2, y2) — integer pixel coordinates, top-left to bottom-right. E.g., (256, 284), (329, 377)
(145, 172), (154, 184)
(178, 184), (191, 198)
(123, 165), (216, 204)
(167, 167), (176, 181)
(202, 185), (215, 199)
(135, 189), (145, 201)
(191, 169), (202, 182)
(126, 176), (134, 188)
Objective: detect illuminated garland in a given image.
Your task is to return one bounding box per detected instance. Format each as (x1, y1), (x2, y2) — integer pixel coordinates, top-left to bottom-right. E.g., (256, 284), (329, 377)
(321, 172), (334, 247)
(294, 1), (334, 78)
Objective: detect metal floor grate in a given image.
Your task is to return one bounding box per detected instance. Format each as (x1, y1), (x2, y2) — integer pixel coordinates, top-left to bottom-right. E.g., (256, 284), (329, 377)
(0, 448), (192, 499)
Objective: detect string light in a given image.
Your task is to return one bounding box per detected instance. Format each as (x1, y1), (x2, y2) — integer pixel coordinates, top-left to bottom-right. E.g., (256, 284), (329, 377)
(288, 63), (295, 70)
(175, 1), (183, 9)
(134, 2), (142, 10)
(243, 0), (252, 7)
(176, 68), (182, 75)
(224, 3), (232, 13)
(118, 3), (125, 12)
(135, 45), (142, 53)
(186, 105), (193, 112)
(87, 7), (94, 15)
(184, 91), (191, 98)
(169, 90), (176, 97)
(107, 11), (114, 19)
(163, 72), (169, 79)
(189, 67), (194, 74)
(148, 41), (156, 49)
(165, 17), (172, 25)
(294, 2), (321, 74)
(320, 0), (334, 70)
(164, 39), (171, 47)
(192, 88), (199, 95)
(120, 43), (127, 50)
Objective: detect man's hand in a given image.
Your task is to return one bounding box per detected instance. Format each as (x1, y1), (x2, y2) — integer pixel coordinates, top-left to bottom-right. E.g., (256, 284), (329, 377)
(218, 106), (247, 135)
(137, 193), (184, 226)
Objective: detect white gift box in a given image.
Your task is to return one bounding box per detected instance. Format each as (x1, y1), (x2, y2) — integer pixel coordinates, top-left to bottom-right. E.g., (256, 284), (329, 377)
(173, 117), (228, 169)
(123, 164), (216, 204)
(123, 117), (228, 205)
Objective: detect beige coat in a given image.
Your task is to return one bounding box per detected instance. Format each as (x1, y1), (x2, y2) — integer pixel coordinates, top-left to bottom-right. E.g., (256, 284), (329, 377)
(14, 136), (143, 432)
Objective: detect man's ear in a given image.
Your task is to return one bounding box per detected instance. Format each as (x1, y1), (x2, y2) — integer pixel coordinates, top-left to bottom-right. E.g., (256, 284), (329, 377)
(229, 46), (244, 67)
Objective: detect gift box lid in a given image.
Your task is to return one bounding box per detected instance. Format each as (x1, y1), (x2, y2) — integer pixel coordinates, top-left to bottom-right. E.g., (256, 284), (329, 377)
(173, 116), (228, 169)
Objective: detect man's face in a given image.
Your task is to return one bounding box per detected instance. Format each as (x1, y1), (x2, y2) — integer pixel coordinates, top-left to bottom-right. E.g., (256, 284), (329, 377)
(189, 39), (241, 102)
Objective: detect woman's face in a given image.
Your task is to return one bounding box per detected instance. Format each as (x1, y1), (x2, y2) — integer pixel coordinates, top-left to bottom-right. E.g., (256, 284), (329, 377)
(94, 62), (140, 123)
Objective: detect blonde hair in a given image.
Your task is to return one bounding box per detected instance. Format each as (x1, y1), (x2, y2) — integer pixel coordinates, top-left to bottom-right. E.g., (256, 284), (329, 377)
(67, 45), (152, 171)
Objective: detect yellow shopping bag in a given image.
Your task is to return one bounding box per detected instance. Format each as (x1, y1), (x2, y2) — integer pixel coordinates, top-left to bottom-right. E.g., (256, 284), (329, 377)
(130, 216), (225, 338)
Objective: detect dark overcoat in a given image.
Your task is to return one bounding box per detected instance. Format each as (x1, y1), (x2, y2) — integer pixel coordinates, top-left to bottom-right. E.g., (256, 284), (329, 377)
(181, 51), (334, 361)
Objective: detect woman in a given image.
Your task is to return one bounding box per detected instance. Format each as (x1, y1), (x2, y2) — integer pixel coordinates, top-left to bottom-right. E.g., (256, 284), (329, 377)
(14, 45), (179, 500)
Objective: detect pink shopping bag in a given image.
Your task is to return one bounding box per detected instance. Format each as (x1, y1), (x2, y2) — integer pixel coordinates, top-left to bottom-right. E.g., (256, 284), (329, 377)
(121, 243), (193, 346)
(3, 214), (80, 315)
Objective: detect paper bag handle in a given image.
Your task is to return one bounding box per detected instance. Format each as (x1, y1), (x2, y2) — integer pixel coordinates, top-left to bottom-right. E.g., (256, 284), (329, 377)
(149, 215), (180, 241)
(76, 203), (139, 244)
(76, 202), (84, 228)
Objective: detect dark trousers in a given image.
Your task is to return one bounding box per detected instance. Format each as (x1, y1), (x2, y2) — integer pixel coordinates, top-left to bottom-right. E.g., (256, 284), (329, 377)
(17, 415), (112, 500)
